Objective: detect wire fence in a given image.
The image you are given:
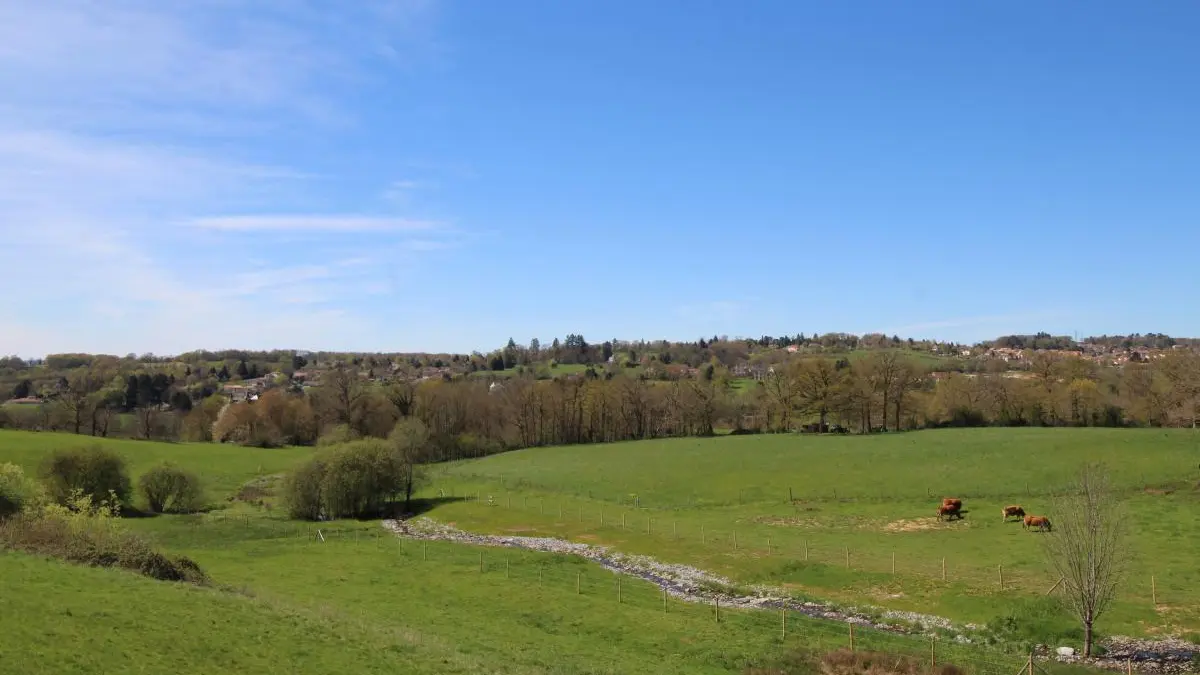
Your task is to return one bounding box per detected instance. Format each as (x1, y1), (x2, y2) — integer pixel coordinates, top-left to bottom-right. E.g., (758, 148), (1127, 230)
(229, 523), (1086, 675)
(414, 486), (1174, 611)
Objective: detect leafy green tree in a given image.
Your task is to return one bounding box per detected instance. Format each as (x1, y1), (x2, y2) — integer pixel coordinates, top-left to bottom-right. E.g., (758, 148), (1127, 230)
(139, 463), (204, 513)
(39, 445), (132, 507)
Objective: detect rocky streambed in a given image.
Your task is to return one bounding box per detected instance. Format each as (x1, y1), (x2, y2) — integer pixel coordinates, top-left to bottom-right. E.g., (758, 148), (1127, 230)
(381, 517), (1196, 673)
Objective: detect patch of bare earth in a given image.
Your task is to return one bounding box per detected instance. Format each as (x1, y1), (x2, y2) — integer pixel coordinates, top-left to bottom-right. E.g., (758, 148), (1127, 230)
(753, 516), (825, 528)
(881, 518), (942, 533)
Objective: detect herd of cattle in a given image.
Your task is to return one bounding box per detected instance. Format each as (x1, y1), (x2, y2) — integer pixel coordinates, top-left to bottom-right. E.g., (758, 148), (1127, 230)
(936, 498), (1052, 531)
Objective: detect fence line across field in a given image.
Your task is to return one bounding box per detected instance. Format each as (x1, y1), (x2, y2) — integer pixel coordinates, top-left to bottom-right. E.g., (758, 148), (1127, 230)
(427, 485), (1170, 609)
(184, 518), (1158, 675)
(286, 531), (1071, 675)
(189, 501), (1170, 612)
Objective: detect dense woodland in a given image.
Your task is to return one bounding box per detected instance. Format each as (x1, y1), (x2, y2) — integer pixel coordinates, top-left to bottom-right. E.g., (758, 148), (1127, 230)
(2, 332), (1199, 462)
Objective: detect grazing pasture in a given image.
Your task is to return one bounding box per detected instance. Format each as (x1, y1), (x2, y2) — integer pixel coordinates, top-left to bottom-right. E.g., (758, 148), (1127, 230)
(0, 427), (1196, 671)
(0, 430), (312, 506)
(427, 428), (1200, 637)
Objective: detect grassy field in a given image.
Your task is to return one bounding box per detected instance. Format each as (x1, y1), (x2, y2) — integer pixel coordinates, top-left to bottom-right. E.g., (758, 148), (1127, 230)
(0, 430), (313, 507)
(426, 428), (1200, 639)
(0, 427), (1194, 673)
(1, 514), (1059, 675)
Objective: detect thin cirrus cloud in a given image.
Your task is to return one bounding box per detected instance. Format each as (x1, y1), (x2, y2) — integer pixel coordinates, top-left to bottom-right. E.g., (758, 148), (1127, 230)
(189, 214), (444, 233)
(0, 0), (462, 357)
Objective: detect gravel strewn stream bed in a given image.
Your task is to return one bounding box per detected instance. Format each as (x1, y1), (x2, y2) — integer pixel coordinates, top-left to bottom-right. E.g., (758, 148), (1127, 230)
(381, 517), (1196, 673)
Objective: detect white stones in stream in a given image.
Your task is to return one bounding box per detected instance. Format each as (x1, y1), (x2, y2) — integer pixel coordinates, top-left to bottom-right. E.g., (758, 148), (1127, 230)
(381, 517), (1197, 673)
(383, 517), (964, 634)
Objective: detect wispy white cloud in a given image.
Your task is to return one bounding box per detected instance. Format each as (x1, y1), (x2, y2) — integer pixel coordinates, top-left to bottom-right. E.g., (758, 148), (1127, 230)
(190, 215), (443, 233)
(0, 0), (455, 358)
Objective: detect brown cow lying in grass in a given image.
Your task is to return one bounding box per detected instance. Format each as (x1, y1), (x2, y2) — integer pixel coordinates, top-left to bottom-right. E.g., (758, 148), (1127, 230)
(1001, 505), (1025, 522)
(1023, 515), (1052, 532)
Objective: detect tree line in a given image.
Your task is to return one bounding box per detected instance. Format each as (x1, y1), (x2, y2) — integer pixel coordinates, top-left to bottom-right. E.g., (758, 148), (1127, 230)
(4, 345), (1200, 455)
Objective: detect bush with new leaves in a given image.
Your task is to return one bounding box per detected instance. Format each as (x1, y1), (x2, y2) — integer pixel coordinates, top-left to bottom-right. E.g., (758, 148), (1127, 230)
(283, 439), (406, 520)
(138, 463), (204, 513)
(0, 463), (43, 519)
(0, 488), (207, 583)
(39, 445), (132, 508)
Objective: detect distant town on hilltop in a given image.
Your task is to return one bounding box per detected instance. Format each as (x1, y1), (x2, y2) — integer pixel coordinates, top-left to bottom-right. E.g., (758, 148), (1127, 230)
(3, 331), (1197, 448)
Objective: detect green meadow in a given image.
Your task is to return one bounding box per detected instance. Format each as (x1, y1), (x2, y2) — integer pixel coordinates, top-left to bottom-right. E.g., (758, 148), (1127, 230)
(428, 428), (1200, 637)
(1, 427), (1196, 673)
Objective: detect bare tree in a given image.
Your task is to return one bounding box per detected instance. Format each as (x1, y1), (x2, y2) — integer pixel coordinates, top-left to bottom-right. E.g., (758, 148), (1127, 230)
(388, 418), (430, 514)
(1042, 463), (1130, 656)
(793, 358), (846, 430)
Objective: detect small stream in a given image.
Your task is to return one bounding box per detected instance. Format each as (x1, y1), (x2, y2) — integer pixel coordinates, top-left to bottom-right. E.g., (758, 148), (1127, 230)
(381, 517), (1197, 673)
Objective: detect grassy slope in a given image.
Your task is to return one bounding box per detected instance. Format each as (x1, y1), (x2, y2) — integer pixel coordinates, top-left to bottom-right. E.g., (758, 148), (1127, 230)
(428, 428), (1200, 637)
(0, 552), (483, 675)
(0, 427), (1194, 672)
(3, 523), (959, 675)
(0, 430), (312, 505)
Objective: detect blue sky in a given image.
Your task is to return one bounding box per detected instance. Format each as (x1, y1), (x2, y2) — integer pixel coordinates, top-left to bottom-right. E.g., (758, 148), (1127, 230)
(2, 1), (1199, 357)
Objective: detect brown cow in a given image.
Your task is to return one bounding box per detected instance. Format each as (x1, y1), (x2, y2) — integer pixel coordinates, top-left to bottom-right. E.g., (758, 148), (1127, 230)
(1023, 515), (1052, 532)
(936, 503), (962, 521)
(1001, 505), (1025, 522)
(942, 498), (962, 510)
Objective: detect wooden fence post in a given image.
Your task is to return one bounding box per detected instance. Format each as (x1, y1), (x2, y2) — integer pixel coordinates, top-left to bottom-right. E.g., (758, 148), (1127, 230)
(767, 538), (772, 555)
(714, 598), (720, 623)
(733, 530), (738, 551)
(506, 557), (510, 579)
(479, 551), (484, 573)
(941, 557), (946, 581)
(646, 518), (651, 535)
(622, 513), (626, 529)
(701, 525), (705, 544)
(618, 577), (622, 603)
(804, 540), (809, 561)
(423, 541), (427, 561)
(1152, 575), (1157, 606)
(998, 564), (1004, 589)
(662, 587), (667, 612)
(845, 547), (850, 569)
(849, 622), (855, 652)
(892, 551), (896, 575)
(673, 521), (677, 538)
(576, 572), (581, 594)
(1045, 577), (1064, 595)
(930, 638), (936, 670)
(781, 609), (787, 640)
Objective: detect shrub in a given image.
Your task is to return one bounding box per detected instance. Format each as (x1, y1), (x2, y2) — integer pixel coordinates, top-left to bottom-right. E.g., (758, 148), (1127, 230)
(39, 445), (132, 508)
(283, 440), (406, 520)
(0, 489), (207, 584)
(138, 463), (204, 513)
(0, 463), (42, 519)
(282, 457), (326, 520)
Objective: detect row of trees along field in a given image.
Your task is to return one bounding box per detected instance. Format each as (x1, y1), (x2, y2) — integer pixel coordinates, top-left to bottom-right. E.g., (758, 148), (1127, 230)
(3, 347), (1199, 461)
